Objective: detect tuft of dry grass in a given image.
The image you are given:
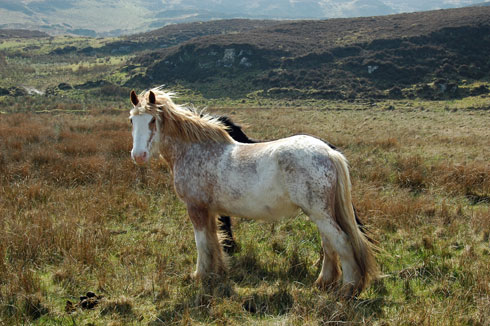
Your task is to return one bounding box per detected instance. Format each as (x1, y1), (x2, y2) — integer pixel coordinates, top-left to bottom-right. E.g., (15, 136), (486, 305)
(394, 154), (428, 191)
(56, 132), (99, 156)
(100, 296), (134, 316)
(436, 161), (490, 200)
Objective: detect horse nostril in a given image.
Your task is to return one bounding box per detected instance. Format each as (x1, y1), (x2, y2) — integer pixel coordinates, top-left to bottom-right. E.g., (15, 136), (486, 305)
(133, 151), (149, 165)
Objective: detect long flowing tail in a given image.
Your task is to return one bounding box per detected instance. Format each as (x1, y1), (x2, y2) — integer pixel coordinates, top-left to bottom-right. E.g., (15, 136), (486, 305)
(329, 149), (378, 292)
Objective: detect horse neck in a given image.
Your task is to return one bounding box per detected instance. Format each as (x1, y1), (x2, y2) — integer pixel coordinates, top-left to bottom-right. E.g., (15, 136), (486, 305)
(158, 135), (187, 171)
(159, 135), (230, 171)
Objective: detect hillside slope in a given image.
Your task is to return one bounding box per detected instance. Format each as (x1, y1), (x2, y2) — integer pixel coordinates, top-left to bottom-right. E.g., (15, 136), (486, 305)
(98, 19), (282, 54)
(127, 6), (490, 99)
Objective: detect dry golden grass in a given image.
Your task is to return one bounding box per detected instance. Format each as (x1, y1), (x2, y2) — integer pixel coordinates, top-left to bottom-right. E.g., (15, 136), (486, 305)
(0, 103), (488, 325)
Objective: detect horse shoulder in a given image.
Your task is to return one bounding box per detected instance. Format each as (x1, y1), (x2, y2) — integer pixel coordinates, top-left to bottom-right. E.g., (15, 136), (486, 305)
(172, 144), (227, 203)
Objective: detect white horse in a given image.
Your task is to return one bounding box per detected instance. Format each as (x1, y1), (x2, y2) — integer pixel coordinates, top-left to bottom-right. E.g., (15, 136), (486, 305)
(129, 87), (378, 296)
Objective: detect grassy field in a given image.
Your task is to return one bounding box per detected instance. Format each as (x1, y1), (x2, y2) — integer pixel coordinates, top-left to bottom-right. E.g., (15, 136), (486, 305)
(0, 93), (489, 325)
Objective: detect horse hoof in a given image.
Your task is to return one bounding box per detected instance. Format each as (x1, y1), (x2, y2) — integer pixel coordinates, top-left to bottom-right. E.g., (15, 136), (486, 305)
(191, 271), (202, 280)
(315, 278), (338, 291)
(339, 284), (361, 300)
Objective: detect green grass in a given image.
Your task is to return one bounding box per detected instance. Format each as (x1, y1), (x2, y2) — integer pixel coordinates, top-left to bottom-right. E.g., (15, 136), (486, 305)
(0, 35), (129, 89)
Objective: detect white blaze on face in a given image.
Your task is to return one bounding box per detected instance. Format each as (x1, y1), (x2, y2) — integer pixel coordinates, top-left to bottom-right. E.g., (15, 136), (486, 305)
(131, 113), (156, 165)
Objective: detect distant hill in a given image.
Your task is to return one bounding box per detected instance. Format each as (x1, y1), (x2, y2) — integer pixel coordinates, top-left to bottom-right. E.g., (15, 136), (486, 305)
(1, 0), (489, 36)
(126, 6), (490, 99)
(98, 20), (282, 54)
(0, 29), (49, 39)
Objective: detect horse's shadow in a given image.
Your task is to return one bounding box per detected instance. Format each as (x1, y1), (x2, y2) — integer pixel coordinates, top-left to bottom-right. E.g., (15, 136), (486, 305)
(150, 254), (391, 325)
(150, 281), (391, 326)
(227, 244), (317, 286)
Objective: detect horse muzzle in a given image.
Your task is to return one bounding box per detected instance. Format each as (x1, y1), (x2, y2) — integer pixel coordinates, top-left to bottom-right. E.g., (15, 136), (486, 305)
(131, 150), (149, 165)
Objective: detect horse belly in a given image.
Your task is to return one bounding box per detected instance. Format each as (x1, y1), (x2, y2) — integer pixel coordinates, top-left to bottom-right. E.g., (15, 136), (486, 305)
(215, 185), (299, 222)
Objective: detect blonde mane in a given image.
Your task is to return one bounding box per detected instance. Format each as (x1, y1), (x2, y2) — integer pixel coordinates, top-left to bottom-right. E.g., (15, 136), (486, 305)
(131, 87), (234, 144)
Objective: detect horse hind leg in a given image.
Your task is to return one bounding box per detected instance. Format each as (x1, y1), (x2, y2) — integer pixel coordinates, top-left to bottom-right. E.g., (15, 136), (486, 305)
(315, 235), (341, 290)
(188, 206), (227, 279)
(311, 214), (362, 296)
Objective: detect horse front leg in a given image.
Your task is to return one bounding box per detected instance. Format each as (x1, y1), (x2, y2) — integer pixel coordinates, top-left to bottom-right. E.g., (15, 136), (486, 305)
(187, 205), (227, 280)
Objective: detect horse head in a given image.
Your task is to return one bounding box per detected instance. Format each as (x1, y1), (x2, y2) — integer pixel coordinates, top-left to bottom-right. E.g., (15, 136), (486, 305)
(129, 90), (160, 165)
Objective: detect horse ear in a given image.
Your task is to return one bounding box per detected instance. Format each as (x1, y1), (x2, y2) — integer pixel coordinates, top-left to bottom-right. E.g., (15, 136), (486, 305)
(130, 90), (139, 106)
(149, 91), (156, 105)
